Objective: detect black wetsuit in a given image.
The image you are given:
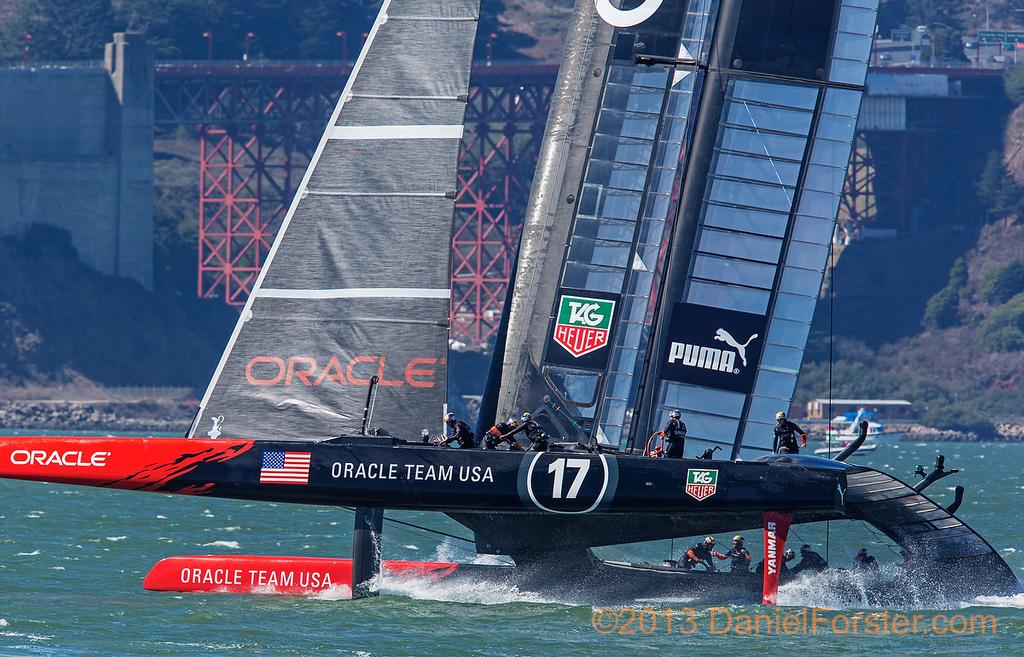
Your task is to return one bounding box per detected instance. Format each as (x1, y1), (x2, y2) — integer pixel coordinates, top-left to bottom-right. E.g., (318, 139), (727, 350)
(663, 417), (687, 459)
(683, 542), (721, 570)
(443, 420), (476, 449)
(792, 549), (828, 574)
(773, 419), (806, 454)
(854, 554), (880, 572)
(504, 419), (548, 451)
(755, 557), (793, 577)
(726, 545), (752, 573)
(483, 421), (517, 449)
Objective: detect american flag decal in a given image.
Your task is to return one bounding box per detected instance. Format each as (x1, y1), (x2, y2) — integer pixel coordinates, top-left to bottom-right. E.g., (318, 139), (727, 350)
(259, 451), (311, 485)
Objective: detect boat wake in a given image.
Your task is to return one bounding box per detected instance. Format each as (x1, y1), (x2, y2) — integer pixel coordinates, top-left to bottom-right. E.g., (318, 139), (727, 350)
(380, 572), (562, 606)
(962, 592), (1024, 609)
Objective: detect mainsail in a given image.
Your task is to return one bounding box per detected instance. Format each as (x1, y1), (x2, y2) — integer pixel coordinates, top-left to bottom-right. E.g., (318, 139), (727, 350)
(190, 0), (481, 441)
(497, 0), (877, 458)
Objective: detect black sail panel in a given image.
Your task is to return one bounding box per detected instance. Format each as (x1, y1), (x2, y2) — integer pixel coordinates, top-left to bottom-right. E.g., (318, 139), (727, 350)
(189, 0), (480, 441)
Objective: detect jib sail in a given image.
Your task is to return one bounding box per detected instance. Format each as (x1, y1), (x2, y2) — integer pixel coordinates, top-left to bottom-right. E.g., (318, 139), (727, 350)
(189, 0), (480, 441)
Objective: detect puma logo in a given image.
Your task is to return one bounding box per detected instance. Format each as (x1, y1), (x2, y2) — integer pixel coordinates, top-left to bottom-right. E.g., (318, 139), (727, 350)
(713, 329), (758, 367)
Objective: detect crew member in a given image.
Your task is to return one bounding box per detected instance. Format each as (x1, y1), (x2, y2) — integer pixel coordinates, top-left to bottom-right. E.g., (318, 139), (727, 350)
(419, 428), (431, 444)
(484, 418), (523, 450)
(755, 548), (796, 577)
(792, 544), (828, 574)
(681, 536), (728, 571)
(725, 535), (752, 573)
(439, 412), (476, 449)
(501, 412), (549, 451)
(662, 409), (687, 459)
(853, 548), (880, 572)
(773, 411), (807, 454)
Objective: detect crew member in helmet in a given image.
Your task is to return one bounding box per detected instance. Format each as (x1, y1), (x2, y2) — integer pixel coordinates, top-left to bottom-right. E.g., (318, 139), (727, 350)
(484, 417), (524, 450)
(773, 411), (807, 454)
(501, 412), (549, 451)
(725, 535), (752, 573)
(681, 536), (728, 571)
(661, 409), (688, 459)
(792, 544), (828, 574)
(755, 548), (797, 577)
(438, 412), (476, 448)
(853, 548), (880, 572)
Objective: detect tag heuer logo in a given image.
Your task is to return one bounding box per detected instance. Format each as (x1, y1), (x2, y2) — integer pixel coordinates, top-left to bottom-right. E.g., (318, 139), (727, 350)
(553, 295), (615, 358)
(685, 468), (718, 501)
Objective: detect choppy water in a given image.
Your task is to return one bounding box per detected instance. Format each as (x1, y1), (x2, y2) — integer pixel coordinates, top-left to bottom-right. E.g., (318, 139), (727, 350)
(0, 439), (1021, 656)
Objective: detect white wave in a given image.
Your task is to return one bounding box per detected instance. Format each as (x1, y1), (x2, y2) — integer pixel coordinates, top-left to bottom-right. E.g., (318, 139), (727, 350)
(0, 619), (8, 627)
(201, 540), (240, 549)
(313, 584), (353, 600)
(963, 593), (1024, 609)
(381, 573), (558, 606)
(15, 550), (40, 557)
(1001, 548), (1017, 553)
(402, 544), (419, 550)
(105, 536), (128, 542)
(156, 515), (167, 520)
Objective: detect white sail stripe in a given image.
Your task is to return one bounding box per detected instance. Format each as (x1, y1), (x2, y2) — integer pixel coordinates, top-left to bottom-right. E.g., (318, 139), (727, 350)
(305, 190), (451, 197)
(257, 288), (451, 300)
(328, 125), (464, 140)
(351, 93), (462, 100)
(188, 0), (395, 437)
(388, 16), (479, 21)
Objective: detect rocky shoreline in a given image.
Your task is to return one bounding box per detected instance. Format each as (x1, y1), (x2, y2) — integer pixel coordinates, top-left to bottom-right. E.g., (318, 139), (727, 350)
(0, 400), (192, 434)
(809, 421), (1024, 442)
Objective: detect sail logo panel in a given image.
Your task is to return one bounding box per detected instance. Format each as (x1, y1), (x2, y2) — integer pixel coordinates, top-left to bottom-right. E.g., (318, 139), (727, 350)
(189, 0), (481, 442)
(547, 289), (619, 367)
(662, 303), (765, 393)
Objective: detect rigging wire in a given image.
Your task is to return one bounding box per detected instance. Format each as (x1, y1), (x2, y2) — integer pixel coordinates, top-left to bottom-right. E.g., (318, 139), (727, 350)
(341, 506), (475, 544)
(826, 226), (835, 564)
(857, 520), (904, 560)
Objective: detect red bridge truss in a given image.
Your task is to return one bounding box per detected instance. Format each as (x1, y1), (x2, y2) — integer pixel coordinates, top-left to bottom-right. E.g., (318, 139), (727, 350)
(154, 62), (896, 349)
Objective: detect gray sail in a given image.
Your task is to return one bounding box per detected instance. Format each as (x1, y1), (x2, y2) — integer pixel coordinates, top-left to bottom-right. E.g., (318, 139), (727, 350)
(190, 0), (480, 441)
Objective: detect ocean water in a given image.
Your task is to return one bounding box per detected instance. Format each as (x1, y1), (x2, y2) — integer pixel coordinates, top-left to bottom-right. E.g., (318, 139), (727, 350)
(0, 439), (1021, 656)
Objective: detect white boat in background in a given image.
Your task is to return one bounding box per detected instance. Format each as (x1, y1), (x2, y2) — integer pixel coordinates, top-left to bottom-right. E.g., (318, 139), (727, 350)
(814, 440), (879, 457)
(827, 408), (903, 442)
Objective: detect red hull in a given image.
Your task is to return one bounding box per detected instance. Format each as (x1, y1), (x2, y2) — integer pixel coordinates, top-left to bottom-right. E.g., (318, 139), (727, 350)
(143, 555), (459, 595)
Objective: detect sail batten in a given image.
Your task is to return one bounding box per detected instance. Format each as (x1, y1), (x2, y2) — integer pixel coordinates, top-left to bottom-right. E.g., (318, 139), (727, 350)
(190, 0), (479, 441)
(256, 288), (451, 300)
(328, 125), (464, 140)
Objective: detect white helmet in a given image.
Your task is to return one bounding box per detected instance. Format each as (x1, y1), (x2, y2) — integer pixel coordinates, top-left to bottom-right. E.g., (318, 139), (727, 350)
(669, 410), (681, 419)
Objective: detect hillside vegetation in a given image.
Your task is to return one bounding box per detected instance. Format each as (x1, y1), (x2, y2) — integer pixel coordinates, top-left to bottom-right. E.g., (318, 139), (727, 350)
(0, 225), (235, 389)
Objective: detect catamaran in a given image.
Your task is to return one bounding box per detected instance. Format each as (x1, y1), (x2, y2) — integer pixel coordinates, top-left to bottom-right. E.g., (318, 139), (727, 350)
(0, 0), (1016, 604)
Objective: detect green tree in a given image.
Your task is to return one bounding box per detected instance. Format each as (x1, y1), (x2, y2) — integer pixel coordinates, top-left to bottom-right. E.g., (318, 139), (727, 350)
(977, 151), (1024, 219)
(1005, 65), (1024, 106)
(976, 292), (1024, 352)
(980, 260), (1024, 304)
(923, 257), (967, 329)
(2, 0), (116, 61)
(906, 0), (967, 62)
(920, 405), (998, 439)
